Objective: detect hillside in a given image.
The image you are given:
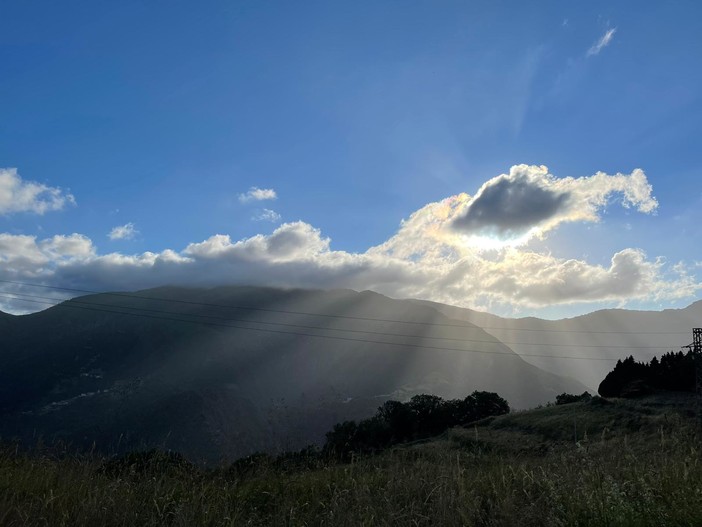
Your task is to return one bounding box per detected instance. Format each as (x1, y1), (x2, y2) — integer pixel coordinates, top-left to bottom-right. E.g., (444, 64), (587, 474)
(0, 286), (586, 461)
(2, 392), (700, 526)
(417, 300), (702, 390)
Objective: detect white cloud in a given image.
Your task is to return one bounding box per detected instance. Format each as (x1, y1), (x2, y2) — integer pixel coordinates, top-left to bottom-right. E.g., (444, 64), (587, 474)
(0, 165), (695, 315)
(0, 233), (94, 281)
(40, 234), (95, 262)
(184, 221), (330, 262)
(252, 209), (282, 222)
(374, 165), (657, 256)
(0, 168), (76, 215)
(587, 28), (616, 57)
(238, 187), (277, 203)
(108, 223), (138, 241)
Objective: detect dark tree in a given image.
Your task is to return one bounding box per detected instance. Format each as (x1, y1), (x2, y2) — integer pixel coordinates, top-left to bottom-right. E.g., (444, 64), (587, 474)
(469, 391), (510, 418)
(323, 420), (359, 459)
(555, 392), (592, 405)
(407, 394), (449, 437)
(598, 351), (697, 397)
(323, 391), (510, 460)
(377, 400), (413, 443)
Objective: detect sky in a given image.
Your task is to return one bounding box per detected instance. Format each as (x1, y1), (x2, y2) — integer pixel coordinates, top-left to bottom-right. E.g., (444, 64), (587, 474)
(1, 0), (702, 318)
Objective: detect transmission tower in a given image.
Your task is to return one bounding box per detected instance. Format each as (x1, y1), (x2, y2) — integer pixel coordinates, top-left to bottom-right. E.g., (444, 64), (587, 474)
(694, 328), (702, 396)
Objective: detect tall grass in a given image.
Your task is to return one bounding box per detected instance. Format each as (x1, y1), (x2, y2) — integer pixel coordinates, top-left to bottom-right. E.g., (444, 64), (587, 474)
(2, 395), (702, 526)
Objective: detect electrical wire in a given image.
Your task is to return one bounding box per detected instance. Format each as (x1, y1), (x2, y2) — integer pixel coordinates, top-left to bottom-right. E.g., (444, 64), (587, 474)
(0, 279), (693, 335)
(0, 291), (681, 350)
(0, 292), (684, 362)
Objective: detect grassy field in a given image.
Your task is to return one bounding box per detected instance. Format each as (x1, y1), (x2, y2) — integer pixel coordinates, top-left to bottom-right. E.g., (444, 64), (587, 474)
(2, 393), (702, 526)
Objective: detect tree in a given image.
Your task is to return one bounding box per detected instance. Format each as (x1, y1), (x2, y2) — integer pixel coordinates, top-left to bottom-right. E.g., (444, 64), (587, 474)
(408, 394), (449, 437)
(323, 420), (358, 459)
(555, 392), (592, 405)
(323, 391), (511, 460)
(469, 391), (510, 419)
(598, 350), (696, 397)
(377, 400), (413, 442)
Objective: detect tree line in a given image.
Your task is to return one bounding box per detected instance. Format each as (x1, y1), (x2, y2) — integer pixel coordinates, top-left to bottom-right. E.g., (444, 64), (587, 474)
(323, 391), (509, 460)
(598, 350), (697, 398)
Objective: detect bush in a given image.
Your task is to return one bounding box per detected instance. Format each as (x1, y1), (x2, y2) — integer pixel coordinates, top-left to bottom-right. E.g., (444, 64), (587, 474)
(100, 449), (193, 478)
(323, 391), (510, 460)
(555, 392), (592, 405)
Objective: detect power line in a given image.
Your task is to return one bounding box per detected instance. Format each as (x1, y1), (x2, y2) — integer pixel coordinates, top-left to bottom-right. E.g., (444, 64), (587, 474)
(0, 291), (680, 351)
(0, 279), (692, 335)
(0, 293), (625, 362)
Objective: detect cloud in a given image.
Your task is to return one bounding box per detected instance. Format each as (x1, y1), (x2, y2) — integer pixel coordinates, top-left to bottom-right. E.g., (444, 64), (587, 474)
(587, 28), (616, 57)
(452, 171), (569, 239)
(252, 209), (281, 222)
(0, 168), (76, 215)
(108, 223), (138, 241)
(0, 233), (94, 276)
(184, 221), (330, 262)
(0, 165), (694, 316)
(238, 187), (277, 203)
(473, 248), (694, 306)
(447, 165), (657, 247)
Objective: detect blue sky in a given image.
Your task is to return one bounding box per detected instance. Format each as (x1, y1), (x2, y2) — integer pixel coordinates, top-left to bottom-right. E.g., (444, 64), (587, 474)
(1, 0), (702, 317)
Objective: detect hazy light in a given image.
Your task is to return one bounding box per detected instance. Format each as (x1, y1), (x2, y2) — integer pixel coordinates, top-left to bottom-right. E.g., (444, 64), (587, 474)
(457, 228), (540, 252)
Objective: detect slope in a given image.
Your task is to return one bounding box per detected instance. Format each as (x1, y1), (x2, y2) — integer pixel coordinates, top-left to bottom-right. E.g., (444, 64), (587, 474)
(0, 286), (587, 461)
(416, 299), (702, 391)
(2, 393), (700, 526)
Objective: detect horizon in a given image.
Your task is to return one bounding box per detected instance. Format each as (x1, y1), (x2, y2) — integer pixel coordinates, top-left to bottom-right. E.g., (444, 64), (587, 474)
(3, 281), (702, 323)
(2, 1), (702, 318)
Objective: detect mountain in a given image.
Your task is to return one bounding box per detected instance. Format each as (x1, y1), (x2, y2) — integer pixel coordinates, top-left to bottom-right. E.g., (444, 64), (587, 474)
(0, 286), (585, 462)
(415, 300), (702, 391)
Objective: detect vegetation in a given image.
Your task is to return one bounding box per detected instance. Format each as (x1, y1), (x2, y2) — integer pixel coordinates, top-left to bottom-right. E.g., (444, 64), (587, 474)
(555, 391), (592, 405)
(599, 350), (697, 397)
(323, 391), (509, 460)
(0, 287), (585, 461)
(3, 392), (702, 526)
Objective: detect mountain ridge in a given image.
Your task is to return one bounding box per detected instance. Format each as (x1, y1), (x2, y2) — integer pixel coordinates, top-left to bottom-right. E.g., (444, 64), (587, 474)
(414, 299), (702, 391)
(0, 285), (587, 461)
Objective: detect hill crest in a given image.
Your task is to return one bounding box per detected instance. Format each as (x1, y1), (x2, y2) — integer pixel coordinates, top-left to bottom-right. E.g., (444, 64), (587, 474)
(0, 285), (587, 461)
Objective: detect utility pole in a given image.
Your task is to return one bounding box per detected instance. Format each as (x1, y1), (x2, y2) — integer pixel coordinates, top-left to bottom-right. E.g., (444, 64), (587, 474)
(693, 328), (702, 397)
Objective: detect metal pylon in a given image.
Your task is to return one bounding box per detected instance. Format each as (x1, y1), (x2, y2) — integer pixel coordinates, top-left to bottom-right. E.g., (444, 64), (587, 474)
(694, 328), (702, 396)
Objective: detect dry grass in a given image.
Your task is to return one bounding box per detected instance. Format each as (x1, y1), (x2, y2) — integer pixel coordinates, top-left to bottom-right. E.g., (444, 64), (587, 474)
(2, 394), (702, 526)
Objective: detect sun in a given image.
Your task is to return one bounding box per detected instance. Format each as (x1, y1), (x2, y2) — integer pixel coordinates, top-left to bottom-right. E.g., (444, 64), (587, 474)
(457, 228), (541, 253)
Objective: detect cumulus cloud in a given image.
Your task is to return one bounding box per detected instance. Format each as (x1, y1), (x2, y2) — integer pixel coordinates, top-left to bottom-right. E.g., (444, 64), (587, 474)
(108, 223), (138, 240)
(0, 233), (94, 284)
(371, 165), (657, 259)
(238, 187), (277, 203)
(471, 248), (695, 306)
(184, 221), (330, 262)
(0, 168), (76, 215)
(587, 28), (616, 57)
(252, 209), (282, 222)
(452, 170), (569, 239)
(449, 165), (657, 247)
(0, 165), (694, 316)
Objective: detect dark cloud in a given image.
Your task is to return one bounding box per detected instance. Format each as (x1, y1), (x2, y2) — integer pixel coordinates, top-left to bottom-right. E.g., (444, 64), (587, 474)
(452, 175), (570, 238)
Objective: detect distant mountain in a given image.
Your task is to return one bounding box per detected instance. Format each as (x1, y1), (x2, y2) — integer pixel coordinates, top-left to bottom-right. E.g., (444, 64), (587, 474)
(0, 286), (585, 462)
(415, 300), (702, 391)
